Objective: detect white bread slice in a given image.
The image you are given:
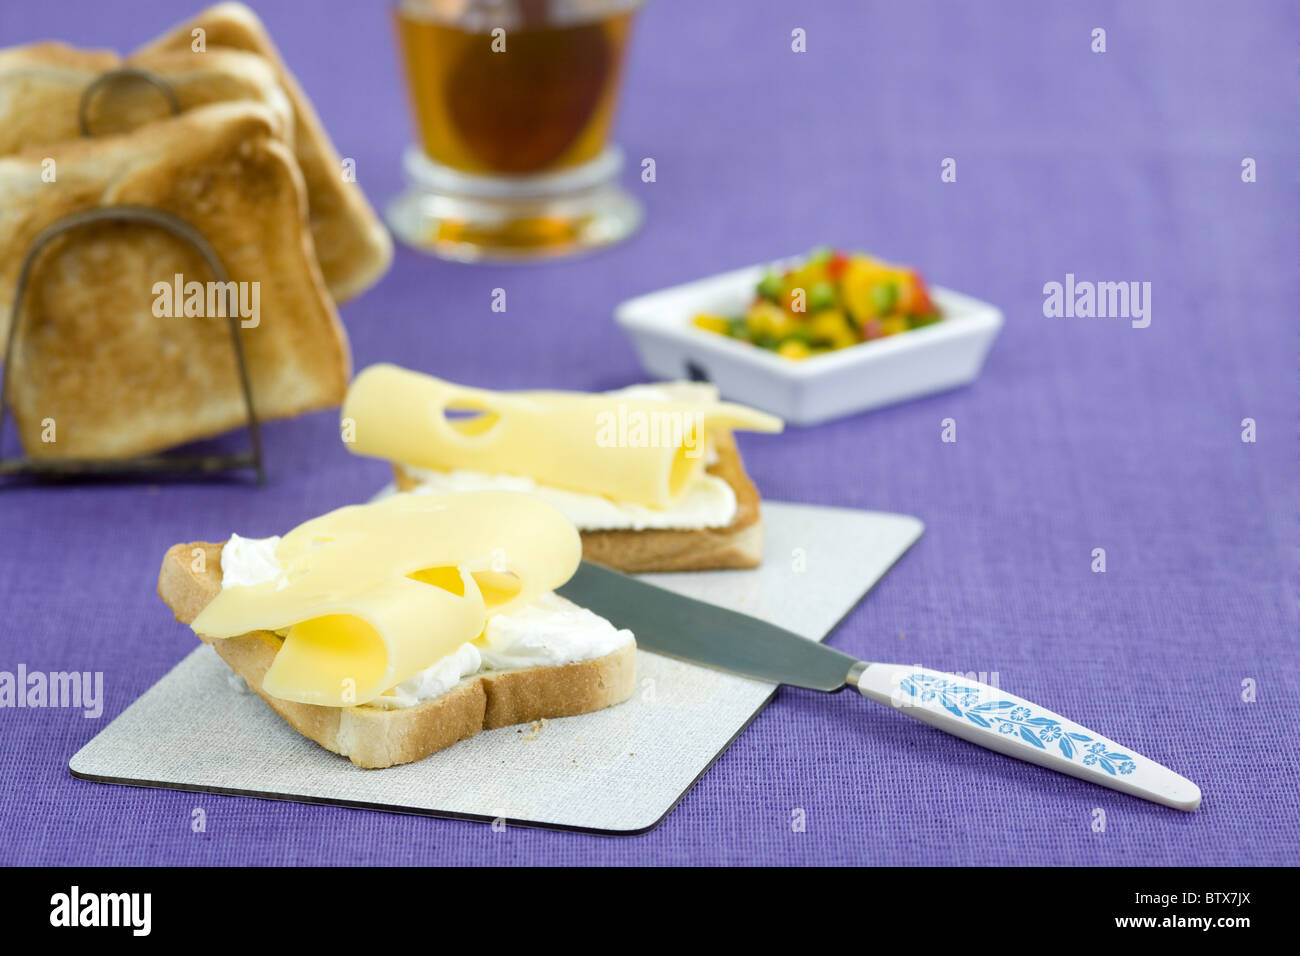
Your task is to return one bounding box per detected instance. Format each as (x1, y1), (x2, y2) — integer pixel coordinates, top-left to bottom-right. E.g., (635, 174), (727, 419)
(0, 42), (294, 159)
(0, 101), (350, 459)
(158, 541), (637, 769)
(395, 428), (765, 573)
(0, 43), (120, 154)
(134, 2), (393, 303)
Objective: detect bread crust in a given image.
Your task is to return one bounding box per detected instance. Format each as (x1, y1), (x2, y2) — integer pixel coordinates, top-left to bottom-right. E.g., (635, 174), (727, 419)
(157, 541), (636, 769)
(395, 429), (765, 572)
(0, 43), (294, 158)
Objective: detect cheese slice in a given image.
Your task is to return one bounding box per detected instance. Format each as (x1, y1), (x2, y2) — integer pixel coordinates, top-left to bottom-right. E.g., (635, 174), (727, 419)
(341, 364), (783, 509)
(190, 491), (581, 707)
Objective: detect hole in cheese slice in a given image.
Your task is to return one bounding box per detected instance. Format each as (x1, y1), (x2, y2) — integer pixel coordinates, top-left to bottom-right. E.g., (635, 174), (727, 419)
(443, 401), (501, 437)
(408, 565), (468, 596)
(409, 565), (522, 611)
(468, 570), (522, 610)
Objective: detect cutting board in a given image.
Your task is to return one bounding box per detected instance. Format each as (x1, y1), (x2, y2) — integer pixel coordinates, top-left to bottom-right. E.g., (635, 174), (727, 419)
(70, 501), (922, 833)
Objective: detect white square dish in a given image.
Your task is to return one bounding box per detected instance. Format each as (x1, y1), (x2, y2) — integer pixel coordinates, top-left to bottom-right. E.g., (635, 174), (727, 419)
(615, 258), (1004, 425)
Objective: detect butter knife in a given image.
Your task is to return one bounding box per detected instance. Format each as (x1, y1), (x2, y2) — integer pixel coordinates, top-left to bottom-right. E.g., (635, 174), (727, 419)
(557, 561), (1201, 811)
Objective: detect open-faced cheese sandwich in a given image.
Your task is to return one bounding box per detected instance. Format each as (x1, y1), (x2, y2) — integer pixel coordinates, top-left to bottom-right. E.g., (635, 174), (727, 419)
(341, 364), (784, 573)
(158, 491), (636, 769)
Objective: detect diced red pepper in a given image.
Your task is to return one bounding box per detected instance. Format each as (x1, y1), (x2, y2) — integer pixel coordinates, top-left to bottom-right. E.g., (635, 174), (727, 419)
(827, 252), (849, 280)
(911, 272), (935, 315)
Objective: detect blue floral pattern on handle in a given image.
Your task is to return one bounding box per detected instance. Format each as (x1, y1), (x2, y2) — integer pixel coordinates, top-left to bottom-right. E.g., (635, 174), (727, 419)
(899, 673), (1137, 775)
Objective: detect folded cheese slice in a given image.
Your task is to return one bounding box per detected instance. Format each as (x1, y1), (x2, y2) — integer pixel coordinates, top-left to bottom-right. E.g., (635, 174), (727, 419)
(341, 364), (783, 509)
(190, 491), (581, 706)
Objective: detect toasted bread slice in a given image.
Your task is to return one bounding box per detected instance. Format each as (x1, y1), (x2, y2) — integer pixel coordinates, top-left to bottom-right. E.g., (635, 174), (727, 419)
(578, 429), (765, 572)
(0, 101), (350, 459)
(135, 2), (392, 302)
(0, 43), (120, 155)
(0, 42), (293, 160)
(395, 428), (765, 572)
(158, 541), (637, 769)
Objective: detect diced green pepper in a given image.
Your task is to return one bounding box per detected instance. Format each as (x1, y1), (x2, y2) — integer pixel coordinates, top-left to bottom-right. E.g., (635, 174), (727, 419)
(808, 281), (836, 312)
(756, 272), (783, 300)
(871, 281), (898, 314)
(807, 246), (834, 266)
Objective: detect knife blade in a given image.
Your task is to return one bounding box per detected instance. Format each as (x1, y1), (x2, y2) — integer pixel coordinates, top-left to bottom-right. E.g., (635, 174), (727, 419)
(557, 560), (1202, 811)
(558, 560), (858, 691)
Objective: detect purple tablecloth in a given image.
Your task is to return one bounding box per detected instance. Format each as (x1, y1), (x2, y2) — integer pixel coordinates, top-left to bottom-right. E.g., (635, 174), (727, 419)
(1, 0), (1295, 866)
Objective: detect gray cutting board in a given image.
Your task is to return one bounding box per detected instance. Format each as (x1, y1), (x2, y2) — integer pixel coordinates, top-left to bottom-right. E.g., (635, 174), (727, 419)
(70, 501), (922, 833)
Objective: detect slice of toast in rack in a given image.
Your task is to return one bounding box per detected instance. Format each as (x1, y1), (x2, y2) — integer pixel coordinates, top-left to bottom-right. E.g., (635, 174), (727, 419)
(0, 101), (349, 458)
(0, 42), (293, 159)
(135, 2), (392, 302)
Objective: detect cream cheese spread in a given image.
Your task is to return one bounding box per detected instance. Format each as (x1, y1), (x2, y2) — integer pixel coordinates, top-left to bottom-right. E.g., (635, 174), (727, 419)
(401, 465), (737, 531)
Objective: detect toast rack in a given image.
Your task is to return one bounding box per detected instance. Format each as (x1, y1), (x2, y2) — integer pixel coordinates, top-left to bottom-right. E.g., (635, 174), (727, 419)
(0, 69), (264, 484)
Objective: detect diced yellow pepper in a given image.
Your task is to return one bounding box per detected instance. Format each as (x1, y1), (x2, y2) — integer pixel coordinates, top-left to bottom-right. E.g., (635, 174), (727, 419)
(786, 262), (829, 295)
(809, 309), (857, 348)
(747, 301), (796, 337)
(778, 339), (811, 360)
(692, 313), (731, 335)
(879, 316), (909, 337)
(841, 257), (887, 323)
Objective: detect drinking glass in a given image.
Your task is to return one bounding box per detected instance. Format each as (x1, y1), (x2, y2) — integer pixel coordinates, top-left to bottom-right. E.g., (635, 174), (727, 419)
(388, 0), (644, 261)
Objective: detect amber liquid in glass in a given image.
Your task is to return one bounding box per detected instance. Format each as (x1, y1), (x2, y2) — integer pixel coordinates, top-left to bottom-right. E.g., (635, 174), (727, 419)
(396, 1), (636, 175)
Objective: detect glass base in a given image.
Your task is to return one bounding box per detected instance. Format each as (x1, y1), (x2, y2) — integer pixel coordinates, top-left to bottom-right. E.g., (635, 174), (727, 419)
(386, 146), (643, 262)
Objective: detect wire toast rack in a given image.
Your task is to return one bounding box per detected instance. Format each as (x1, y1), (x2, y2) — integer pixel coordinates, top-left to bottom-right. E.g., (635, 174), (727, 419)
(0, 68), (264, 484)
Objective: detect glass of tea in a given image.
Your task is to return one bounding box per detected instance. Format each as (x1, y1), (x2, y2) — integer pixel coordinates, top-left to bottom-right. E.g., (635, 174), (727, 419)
(388, 0), (644, 261)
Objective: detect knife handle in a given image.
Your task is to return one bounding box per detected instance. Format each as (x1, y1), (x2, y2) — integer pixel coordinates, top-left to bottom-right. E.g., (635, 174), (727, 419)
(851, 663), (1201, 811)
